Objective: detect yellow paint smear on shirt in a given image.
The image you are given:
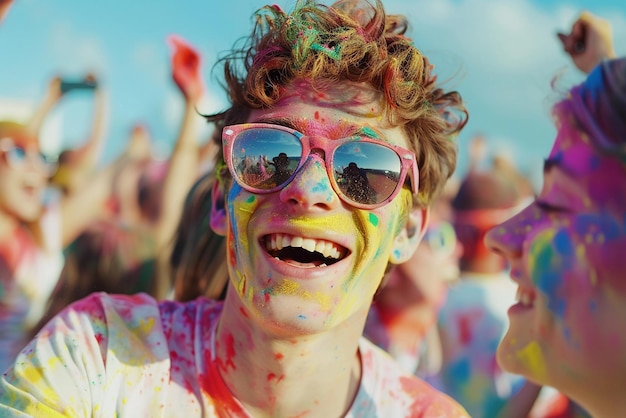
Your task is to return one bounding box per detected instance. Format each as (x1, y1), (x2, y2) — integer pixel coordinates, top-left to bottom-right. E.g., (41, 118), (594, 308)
(134, 317), (155, 335)
(19, 365), (62, 407)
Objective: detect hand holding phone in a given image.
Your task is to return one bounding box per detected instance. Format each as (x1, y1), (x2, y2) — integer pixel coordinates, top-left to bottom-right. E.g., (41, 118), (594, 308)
(60, 74), (98, 94)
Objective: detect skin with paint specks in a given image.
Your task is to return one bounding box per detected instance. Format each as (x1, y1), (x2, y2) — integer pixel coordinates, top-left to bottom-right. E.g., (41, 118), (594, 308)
(214, 81), (419, 336)
(485, 109), (626, 416)
(209, 80), (427, 416)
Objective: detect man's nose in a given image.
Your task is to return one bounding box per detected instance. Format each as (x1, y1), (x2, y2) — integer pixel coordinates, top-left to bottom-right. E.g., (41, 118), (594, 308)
(279, 152), (341, 212)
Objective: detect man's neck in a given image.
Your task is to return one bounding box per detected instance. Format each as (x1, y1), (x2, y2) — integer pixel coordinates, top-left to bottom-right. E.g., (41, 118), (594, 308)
(214, 291), (366, 418)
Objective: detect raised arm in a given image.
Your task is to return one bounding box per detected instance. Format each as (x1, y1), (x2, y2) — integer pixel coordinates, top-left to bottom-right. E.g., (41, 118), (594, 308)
(152, 35), (205, 298)
(58, 156), (124, 247)
(557, 11), (616, 74)
(27, 76), (65, 137)
(68, 74), (109, 176)
(51, 75), (110, 195)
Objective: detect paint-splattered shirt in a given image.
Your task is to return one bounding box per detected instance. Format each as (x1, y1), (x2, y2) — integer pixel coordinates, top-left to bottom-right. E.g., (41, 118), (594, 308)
(0, 292), (469, 417)
(0, 204), (64, 373)
(429, 272), (526, 417)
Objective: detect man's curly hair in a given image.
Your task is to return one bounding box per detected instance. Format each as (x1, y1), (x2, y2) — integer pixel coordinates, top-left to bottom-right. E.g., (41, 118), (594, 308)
(206, 0), (468, 207)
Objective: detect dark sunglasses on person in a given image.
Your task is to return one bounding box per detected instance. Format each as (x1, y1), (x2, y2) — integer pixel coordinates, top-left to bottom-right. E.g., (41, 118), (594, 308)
(222, 123), (419, 209)
(0, 137), (56, 175)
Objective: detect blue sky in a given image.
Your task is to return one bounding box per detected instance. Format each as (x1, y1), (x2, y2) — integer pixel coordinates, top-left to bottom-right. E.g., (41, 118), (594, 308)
(1, 0), (625, 187)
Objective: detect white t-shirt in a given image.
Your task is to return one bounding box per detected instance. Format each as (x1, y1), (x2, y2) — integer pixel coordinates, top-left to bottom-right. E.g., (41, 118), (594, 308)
(0, 204), (64, 372)
(0, 292), (469, 417)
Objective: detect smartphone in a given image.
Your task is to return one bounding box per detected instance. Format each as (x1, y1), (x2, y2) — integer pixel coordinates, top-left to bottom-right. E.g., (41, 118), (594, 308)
(60, 78), (98, 94)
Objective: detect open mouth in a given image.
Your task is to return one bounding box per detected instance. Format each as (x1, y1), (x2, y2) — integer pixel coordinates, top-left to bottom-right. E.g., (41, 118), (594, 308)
(263, 233), (349, 268)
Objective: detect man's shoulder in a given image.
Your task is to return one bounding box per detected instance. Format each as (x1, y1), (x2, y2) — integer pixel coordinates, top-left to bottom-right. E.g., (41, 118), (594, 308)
(65, 292), (223, 332)
(158, 296), (224, 325)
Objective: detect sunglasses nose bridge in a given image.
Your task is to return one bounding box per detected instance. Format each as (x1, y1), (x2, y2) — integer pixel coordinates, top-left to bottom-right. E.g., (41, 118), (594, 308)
(279, 152), (341, 210)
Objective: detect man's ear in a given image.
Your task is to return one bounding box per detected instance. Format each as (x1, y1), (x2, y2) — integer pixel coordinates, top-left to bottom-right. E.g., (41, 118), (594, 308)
(210, 180), (227, 236)
(389, 207), (429, 265)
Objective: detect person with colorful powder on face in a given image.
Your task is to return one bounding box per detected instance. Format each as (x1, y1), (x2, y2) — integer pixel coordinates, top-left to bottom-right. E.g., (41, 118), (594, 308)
(485, 11), (623, 418)
(0, 0), (471, 416)
(0, 108), (124, 372)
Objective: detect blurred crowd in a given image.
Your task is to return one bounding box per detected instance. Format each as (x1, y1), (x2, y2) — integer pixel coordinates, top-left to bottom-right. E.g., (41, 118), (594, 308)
(0, 1), (618, 417)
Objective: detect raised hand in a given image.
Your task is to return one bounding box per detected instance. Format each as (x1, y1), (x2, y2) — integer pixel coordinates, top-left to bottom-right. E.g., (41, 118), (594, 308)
(167, 34), (204, 102)
(557, 11), (616, 74)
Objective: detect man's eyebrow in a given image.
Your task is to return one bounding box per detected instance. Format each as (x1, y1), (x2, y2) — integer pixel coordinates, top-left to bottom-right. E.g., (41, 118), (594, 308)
(250, 117), (385, 141)
(252, 116), (301, 132)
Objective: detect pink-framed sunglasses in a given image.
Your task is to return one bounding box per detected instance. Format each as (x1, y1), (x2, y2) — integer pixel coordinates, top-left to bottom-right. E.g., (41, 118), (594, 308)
(222, 123), (419, 209)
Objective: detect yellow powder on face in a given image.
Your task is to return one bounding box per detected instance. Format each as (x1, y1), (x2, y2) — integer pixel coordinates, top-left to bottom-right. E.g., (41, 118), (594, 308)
(286, 214), (355, 236)
(273, 280), (332, 312)
(233, 271), (251, 302)
(516, 341), (548, 381)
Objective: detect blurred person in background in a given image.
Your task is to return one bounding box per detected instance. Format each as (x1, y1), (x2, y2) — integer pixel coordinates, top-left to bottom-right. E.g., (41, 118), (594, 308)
(45, 74), (109, 197)
(0, 120), (120, 371)
(364, 179), (462, 378)
(430, 163), (541, 418)
(29, 34), (208, 339)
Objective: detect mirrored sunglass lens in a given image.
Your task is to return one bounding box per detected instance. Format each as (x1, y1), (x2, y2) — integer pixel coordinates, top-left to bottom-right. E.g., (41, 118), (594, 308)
(232, 128), (302, 190)
(333, 142), (401, 205)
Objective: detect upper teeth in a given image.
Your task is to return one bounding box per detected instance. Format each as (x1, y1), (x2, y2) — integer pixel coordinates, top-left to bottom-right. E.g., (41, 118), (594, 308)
(265, 234), (344, 259)
(516, 288), (534, 306)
